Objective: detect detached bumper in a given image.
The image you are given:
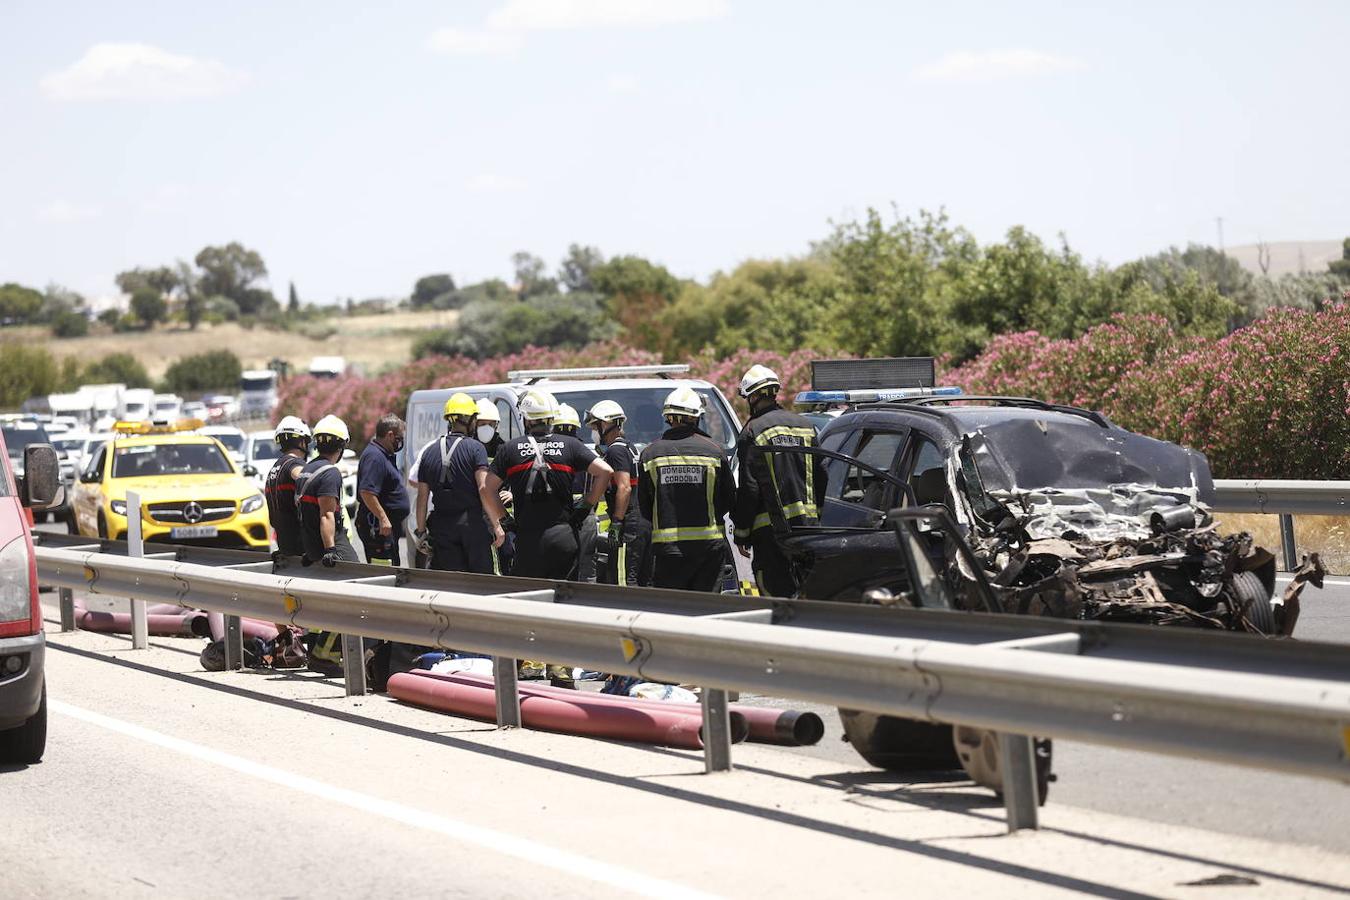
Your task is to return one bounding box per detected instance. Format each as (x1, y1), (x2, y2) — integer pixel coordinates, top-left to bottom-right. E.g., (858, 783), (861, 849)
(0, 632), (45, 730)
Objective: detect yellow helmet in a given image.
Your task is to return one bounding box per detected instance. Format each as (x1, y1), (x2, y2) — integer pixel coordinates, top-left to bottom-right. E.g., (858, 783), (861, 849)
(554, 403), (581, 429)
(443, 392), (477, 419)
(313, 414), (350, 442)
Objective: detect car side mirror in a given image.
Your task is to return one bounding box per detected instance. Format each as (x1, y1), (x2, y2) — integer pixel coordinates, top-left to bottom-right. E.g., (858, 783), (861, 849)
(242, 464), (258, 477)
(20, 443), (61, 509)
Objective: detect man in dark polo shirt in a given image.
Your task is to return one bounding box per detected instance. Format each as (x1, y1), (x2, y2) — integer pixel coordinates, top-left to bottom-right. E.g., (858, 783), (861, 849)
(357, 413), (411, 566)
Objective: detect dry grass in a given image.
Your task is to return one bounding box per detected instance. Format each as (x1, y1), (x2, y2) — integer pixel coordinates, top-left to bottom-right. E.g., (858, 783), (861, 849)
(28, 308), (457, 380)
(1215, 512), (1350, 574)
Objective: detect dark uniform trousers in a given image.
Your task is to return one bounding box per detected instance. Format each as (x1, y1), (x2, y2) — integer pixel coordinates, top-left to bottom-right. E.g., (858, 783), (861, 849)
(429, 509), (494, 575)
(652, 544), (724, 592)
(603, 518), (653, 587)
(513, 523), (579, 580)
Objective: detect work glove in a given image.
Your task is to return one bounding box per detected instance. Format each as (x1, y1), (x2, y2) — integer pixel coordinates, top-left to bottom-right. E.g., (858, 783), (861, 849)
(607, 517), (625, 551)
(321, 548), (340, 568)
(569, 501), (594, 530)
(413, 527), (432, 558)
(500, 514), (517, 534)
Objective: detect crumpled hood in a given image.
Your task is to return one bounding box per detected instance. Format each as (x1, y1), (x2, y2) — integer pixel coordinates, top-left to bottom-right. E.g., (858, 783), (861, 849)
(990, 484), (1202, 543)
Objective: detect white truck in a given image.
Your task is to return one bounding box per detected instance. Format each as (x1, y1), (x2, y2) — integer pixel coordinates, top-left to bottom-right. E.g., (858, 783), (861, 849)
(46, 393), (95, 429)
(151, 393), (183, 421)
(118, 388), (154, 422)
(308, 356), (347, 379)
(239, 370), (278, 419)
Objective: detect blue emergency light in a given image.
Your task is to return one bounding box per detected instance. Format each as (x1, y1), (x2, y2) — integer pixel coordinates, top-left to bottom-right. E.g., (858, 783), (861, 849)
(793, 386), (964, 406)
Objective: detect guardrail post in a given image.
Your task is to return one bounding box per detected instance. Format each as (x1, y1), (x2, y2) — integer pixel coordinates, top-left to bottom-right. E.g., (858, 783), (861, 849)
(701, 688), (733, 772)
(998, 732), (1039, 832)
(58, 587), (75, 632)
(1279, 514), (1298, 572)
(126, 491), (148, 650)
(494, 658), (522, 727)
(223, 615), (244, 671)
(342, 634), (367, 696)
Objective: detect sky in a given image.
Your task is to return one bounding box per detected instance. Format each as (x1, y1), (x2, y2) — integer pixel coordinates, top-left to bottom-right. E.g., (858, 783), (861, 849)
(2, 0), (1347, 307)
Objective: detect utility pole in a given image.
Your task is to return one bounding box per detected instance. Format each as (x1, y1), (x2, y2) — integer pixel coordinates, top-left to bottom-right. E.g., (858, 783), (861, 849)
(1216, 217), (1225, 254)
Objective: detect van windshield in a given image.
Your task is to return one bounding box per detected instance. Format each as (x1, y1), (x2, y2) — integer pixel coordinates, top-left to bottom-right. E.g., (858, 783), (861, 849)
(550, 387), (737, 451)
(2, 425), (51, 457)
(240, 376), (275, 392)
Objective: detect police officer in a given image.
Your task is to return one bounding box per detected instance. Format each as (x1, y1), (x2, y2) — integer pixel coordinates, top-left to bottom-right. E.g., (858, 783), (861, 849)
(551, 404), (598, 582)
(638, 387), (736, 592)
(296, 415), (358, 567)
(586, 400), (651, 587)
(263, 415), (309, 559)
(356, 413), (410, 566)
(483, 390), (613, 580)
(731, 365), (827, 597)
(296, 414), (357, 675)
(411, 393), (507, 574)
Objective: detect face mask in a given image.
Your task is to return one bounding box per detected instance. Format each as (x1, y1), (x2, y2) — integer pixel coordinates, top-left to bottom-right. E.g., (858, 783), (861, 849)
(477, 425), (496, 443)
(392, 437), (404, 453)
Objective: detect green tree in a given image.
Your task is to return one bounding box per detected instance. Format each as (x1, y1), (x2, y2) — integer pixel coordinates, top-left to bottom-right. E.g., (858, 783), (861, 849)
(195, 242), (276, 316)
(511, 252), (558, 298)
(161, 350), (242, 393)
(559, 244), (604, 293)
(415, 293), (616, 360)
(0, 283), (44, 324)
(83, 352), (151, 388)
(51, 309), (89, 338)
(0, 342), (61, 407)
(1328, 237), (1350, 282)
(1125, 244), (1257, 324)
(130, 289), (168, 328)
(590, 255), (681, 350)
(411, 273), (456, 308)
(287, 281), (300, 314)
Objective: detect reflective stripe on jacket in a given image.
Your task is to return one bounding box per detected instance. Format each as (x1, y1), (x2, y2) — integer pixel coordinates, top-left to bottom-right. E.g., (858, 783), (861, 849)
(732, 405), (824, 541)
(638, 426), (735, 549)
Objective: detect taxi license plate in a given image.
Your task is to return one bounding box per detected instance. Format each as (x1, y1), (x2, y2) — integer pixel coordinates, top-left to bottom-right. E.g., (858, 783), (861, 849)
(170, 526), (218, 539)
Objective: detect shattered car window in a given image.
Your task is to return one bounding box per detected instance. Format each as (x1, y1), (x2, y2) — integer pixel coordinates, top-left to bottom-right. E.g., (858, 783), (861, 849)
(840, 431), (904, 508)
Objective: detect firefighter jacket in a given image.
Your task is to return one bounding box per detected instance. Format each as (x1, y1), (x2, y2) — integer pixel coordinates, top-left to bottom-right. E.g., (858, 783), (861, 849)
(637, 425), (735, 554)
(732, 404), (826, 542)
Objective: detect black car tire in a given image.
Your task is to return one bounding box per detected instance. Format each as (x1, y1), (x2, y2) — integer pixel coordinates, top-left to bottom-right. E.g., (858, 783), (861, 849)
(838, 708), (960, 771)
(1232, 571), (1275, 633)
(0, 682), (47, 765)
(96, 511), (108, 539)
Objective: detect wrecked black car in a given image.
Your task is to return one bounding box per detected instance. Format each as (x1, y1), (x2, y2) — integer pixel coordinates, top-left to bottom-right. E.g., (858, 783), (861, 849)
(778, 395), (1295, 635)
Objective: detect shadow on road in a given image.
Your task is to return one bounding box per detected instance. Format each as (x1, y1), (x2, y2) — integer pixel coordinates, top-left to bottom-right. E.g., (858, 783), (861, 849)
(45, 638), (1350, 897)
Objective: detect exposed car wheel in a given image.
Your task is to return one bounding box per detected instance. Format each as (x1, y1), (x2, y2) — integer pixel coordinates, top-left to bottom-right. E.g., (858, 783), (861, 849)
(952, 725), (1053, 805)
(0, 682), (47, 765)
(1232, 571), (1275, 633)
(839, 708), (960, 771)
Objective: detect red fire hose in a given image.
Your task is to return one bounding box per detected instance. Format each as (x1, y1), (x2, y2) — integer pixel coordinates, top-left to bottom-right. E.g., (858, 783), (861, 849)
(388, 671), (750, 750)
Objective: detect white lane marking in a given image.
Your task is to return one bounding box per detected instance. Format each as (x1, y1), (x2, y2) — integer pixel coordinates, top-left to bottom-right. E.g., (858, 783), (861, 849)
(52, 699), (718, 900)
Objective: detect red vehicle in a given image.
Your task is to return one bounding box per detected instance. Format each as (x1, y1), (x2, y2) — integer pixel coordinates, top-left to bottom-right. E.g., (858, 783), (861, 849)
(0, 431), (61, 763)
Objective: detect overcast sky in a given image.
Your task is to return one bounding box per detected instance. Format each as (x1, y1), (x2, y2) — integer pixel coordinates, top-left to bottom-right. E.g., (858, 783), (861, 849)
(3, 0), (1347, 305)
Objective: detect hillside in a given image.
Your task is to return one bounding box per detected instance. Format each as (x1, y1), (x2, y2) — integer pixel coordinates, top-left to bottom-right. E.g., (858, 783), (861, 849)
(1226, 240), (1342, 277)
(28, 309), (456, 380)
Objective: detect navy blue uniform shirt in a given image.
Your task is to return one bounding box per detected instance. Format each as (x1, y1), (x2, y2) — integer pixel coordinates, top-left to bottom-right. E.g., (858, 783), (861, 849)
(415, 433), (490, 519)
(357, 440), (410, 522)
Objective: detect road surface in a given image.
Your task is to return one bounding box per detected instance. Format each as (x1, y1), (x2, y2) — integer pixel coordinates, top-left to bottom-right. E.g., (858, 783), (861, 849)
(10, 620), (1350, 899)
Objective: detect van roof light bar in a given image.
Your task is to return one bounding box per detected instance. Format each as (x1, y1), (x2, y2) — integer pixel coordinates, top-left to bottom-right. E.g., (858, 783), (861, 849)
(507, 364), (691, 384)
(793, 386), (963, 408)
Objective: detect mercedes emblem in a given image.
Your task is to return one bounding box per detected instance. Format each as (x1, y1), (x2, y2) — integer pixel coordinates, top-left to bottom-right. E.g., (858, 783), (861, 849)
(183, 501), (204, 524)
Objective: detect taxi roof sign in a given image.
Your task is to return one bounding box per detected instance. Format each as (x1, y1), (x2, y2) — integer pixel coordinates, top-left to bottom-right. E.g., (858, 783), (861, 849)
(112, 417), (207, 435)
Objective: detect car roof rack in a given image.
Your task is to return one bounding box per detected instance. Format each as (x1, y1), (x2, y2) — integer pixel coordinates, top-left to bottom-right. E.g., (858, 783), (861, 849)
(901, 395), (1111, 428)
(507, 364), (690, 384)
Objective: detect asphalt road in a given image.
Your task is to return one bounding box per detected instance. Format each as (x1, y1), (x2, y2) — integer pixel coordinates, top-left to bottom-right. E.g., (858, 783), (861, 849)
(13, 623), (1350, 899)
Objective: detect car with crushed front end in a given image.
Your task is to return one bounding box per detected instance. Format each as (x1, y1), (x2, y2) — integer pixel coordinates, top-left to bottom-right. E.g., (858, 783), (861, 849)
(758, 359), (1315, 797)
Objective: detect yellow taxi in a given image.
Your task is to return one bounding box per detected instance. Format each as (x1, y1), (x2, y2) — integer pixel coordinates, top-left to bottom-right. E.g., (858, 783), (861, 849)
(71, 419), (270, 549)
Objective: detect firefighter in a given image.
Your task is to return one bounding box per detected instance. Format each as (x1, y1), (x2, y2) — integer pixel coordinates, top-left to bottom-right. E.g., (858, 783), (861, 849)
(586, 400), (651, 587)
(483, 390), (613, 580)
(411, 393), (507, 574)
(295, 414), (357, 675)
(638, 387), (736, 592)
(732, 364), (826, 597)
(475, 397), (514, 573)
(263, 415), (309, 559)
(551, 403), (598, 582)
(475, 398), (505, 459)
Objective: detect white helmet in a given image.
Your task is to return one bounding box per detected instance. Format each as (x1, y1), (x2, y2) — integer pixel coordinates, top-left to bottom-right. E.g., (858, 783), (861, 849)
(662, 386), (703, 419)
(586, 399), (626, 425)
(475, 398), (500, 424)
(274, 415), (310, 442)
(518, 389), (557, 423)
(554, 404), (581, 429)
(739, 364), (780, 398)
(313, 414), (350, 442)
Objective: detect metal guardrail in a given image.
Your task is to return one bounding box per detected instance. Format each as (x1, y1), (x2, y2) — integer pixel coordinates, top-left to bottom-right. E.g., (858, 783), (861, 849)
(34, 530), (1350, 835)
(1213, 479), (1350, 570)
